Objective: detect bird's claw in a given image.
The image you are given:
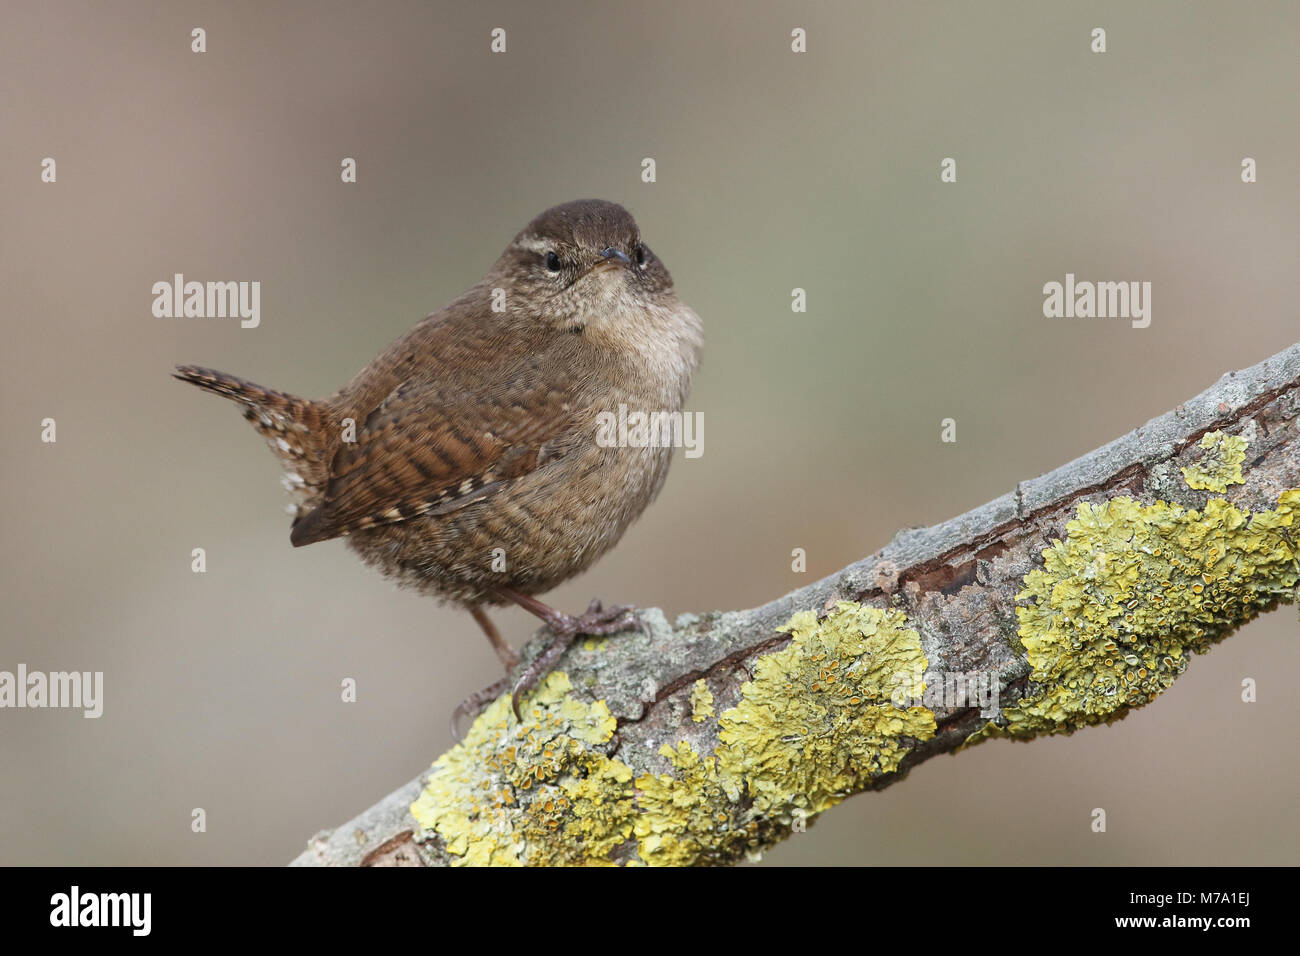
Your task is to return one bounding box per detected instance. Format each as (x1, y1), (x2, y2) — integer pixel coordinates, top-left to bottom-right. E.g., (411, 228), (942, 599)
(450, 676), (510, 741)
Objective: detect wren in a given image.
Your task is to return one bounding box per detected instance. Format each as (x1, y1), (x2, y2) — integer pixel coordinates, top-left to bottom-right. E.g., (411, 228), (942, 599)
(175, 199), (703, 733)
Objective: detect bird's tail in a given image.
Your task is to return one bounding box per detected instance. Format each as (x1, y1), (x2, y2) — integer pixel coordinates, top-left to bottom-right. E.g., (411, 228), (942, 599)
(173, 364), (331, 517)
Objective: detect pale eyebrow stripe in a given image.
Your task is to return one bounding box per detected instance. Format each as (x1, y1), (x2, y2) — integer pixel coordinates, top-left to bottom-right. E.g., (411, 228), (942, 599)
(513, 236), (553, 255)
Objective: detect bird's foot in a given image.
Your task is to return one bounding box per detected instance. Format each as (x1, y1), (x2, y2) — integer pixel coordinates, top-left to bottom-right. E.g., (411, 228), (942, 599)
(509, 598), (644, 720)
(544, 598), (644, 640)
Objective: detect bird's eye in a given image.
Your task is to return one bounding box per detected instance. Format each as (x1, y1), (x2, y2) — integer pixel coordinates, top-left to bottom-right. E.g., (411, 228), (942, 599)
(545, 251), (562, 272)
(634, 244), (647, 267)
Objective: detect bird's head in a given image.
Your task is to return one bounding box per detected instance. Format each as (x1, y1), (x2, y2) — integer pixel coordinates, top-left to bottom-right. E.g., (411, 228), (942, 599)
(493, 199), (684, 339)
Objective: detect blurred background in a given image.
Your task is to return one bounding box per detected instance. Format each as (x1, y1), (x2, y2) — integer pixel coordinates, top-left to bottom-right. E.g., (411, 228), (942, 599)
(3, 1), (1298, 865)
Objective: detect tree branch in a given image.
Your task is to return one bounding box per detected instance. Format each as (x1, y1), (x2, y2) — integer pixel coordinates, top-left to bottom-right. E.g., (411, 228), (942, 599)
(291, 340), (1300, 867)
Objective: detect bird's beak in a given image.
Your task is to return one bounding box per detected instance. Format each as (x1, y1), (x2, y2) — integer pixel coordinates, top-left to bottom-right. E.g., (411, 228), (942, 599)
(589, 247), (632, 272)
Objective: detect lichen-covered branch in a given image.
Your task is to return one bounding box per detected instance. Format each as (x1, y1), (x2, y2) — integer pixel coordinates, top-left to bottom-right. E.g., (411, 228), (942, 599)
(291, 341), (1300, 867)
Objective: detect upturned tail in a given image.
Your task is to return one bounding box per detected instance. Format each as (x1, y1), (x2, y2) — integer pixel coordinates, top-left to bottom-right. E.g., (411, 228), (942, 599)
(173, 364), (331, 519)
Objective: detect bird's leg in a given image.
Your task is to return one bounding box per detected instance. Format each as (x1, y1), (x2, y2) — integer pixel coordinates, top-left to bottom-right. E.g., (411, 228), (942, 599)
(448, 605), (520, 741)
(493, 586), (644, 719)
(470, 603), (519, 670)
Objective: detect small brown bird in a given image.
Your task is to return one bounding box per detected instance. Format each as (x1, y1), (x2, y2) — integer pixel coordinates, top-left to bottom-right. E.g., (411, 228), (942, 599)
(175, 199), (703, 732)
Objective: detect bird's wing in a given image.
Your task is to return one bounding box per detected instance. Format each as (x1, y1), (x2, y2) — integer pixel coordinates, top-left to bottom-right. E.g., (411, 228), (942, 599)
(289, 335), (587, 547)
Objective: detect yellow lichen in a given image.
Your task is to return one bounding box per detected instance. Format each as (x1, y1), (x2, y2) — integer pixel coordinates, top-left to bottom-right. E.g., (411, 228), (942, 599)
(715, 602), (936, 815)
(411, 603), (940, 865)
(1182, 430), (1248, 492)
(634, 741), (761, 866)
(632, 602), (936, 864)
(410, 671), (635, 866)
(968, 489), (1300, 745)
(689, 679), (715, 722)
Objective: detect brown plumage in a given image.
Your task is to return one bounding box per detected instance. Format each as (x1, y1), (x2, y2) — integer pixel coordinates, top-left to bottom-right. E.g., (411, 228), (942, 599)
(175, 199), (703, 727)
